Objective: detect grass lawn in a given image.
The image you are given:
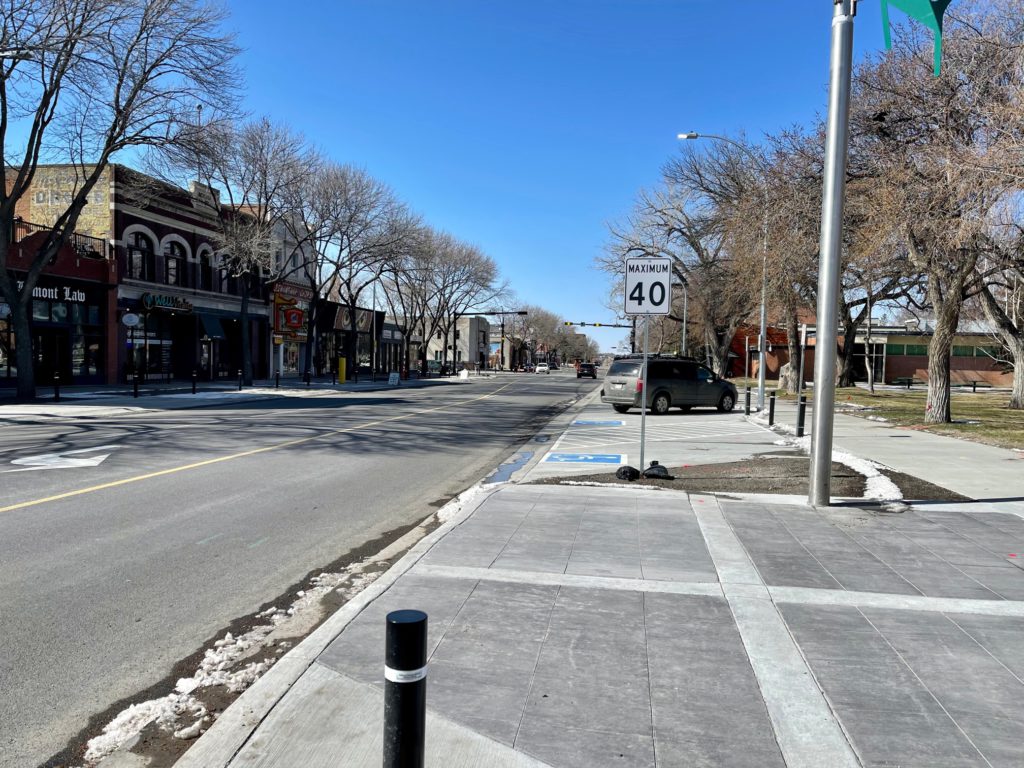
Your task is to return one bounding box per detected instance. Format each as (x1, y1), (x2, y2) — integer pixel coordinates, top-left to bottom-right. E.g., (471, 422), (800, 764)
(734, 377), (1024, 451)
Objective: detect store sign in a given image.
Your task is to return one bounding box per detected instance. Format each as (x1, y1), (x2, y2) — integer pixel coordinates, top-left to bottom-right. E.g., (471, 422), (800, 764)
(274, 282), (315, 302)
(121, 312), (141, 327)
(16, 280), (87, 303)
(283, 308), (304, 329)
(142, 293), (193, 313)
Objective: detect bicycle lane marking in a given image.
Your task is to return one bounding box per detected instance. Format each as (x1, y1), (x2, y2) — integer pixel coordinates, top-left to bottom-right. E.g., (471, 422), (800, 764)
(0, 383), (514, 515)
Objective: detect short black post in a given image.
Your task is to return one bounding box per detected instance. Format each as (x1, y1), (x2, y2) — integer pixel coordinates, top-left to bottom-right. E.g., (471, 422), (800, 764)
(797, 394), (807, 438)
(53, 373), (60, 403)
(972, 381), (977, 394)
(133, 374), (139, 399)
(305, 371), (311, 387)
(332, 368), (336, 386)
(192, 370), (197, 395)
(768, 391), (776, 426)
(744, 386), (751, 416)
(383, 609), (428, 768)
(275, 372), (280, 389)
(237, 369), (243, 391)
(906, 378), (912, 390)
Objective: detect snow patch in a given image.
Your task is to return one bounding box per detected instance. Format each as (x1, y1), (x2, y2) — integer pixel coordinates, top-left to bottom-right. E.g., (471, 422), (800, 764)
(436, 482), (490, 523)
(80, 556), (385, 765)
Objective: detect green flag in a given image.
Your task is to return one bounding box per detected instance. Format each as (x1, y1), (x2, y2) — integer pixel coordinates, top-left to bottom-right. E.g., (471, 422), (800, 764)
(881, 0), (953, 75)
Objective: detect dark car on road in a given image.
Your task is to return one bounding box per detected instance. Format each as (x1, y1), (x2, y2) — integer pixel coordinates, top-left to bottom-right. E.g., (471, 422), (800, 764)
(600, 355), (737, 414)
(577, 362), (597, 379)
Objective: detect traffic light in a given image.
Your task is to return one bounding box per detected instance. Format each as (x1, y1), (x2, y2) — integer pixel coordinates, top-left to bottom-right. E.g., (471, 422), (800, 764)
(563, 321), (572, 326)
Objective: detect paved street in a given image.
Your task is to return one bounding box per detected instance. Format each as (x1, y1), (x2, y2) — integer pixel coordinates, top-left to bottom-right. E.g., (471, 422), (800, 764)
(0, 372), (595, 767)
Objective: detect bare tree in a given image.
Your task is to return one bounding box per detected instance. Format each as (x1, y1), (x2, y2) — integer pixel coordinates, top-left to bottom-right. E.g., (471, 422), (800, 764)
(156, 116), (313, 384)
(0, 0), (238, 398)
(853, 2), (1024, 422)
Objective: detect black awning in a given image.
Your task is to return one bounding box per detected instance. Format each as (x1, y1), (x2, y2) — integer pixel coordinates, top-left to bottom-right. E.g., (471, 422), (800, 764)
(198, 313), (226, 340)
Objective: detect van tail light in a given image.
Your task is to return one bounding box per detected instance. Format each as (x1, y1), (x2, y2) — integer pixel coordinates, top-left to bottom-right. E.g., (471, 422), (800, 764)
(636, 379), (644, 393)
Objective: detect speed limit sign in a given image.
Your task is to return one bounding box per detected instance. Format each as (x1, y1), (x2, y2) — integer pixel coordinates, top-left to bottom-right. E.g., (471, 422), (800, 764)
(624, 257), (672, 316)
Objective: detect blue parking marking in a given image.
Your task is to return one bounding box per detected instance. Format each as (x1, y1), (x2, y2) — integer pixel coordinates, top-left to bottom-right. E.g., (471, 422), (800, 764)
(571, 420), (625, 427)
(544, 453), (625, 464)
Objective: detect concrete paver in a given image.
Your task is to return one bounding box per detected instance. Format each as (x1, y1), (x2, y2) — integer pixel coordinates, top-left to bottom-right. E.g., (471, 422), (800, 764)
(175, 386), (1024, 768)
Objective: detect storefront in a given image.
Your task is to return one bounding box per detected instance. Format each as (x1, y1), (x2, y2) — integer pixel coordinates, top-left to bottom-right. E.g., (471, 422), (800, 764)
(118, 290), (267, 382)
(314, 302), (383, 378)
(271, 282), (312, 377)
(1, 275), (115, 385)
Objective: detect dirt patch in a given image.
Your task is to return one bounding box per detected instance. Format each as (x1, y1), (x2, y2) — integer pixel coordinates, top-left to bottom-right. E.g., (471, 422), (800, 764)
(531, 453), (970, 502)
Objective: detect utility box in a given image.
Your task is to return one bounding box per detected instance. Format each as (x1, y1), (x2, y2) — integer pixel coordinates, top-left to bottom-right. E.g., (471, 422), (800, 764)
(337, 358), (346, 382)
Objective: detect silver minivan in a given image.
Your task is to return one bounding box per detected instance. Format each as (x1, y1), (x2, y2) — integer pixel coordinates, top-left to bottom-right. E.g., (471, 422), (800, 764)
(600, 356), (738, 414)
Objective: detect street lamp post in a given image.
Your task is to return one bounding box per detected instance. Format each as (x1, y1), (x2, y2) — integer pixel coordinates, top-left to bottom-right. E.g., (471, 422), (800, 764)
(678, 131), (769, 411)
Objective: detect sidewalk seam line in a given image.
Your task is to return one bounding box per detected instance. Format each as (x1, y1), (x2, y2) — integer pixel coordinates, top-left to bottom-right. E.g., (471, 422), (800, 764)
(511, 584), (562, 750)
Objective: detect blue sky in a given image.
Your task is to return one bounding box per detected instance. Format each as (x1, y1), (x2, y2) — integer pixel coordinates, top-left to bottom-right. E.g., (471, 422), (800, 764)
(225, 1), (890, 351)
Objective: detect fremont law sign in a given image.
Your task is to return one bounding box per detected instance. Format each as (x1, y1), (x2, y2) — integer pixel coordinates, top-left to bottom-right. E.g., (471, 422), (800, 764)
(624, 257), (672, 316)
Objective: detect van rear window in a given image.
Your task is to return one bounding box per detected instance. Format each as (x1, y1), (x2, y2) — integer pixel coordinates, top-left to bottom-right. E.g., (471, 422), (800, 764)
(608, 361), (641, 376)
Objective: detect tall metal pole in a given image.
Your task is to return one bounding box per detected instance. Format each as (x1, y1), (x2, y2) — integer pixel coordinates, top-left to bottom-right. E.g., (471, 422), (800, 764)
(681, 282), (688, 356)
(639, 317), (650, 472)
(810, 0), (856, 507)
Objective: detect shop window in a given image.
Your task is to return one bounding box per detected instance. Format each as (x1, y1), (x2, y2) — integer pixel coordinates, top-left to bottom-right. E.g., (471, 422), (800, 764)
(952, 345), (975, 357)
(198, 252), (214, 291)
(977, 346), (1003, 360)
(32, 300), (49, 321)
(886, 344), (905, 356)
(50, 302), (68, 323)
(87, 305), (99, 325)
(164, 241), (186, 286)
(127, 233), (156, 281)
(905, 344), (928, 356)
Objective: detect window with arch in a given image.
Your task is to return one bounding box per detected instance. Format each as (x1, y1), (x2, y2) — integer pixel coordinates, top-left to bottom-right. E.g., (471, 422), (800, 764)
(164, 241), (186, 286)
(126, 232), (156, 281)
(198, 250), (214, 291)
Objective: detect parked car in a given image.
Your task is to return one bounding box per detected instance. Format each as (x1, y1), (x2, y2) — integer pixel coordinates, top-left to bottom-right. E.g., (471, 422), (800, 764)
(577, 362), (597, 379)
(600, 355), (737, 414)
(535, 362), (550, 374)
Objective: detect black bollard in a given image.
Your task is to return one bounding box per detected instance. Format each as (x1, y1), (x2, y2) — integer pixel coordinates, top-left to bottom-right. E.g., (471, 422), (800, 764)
(332, 368), (336, 386)
(275, 371), (280, 389)
(744, 387), (751, 416)
(192, 370), (197, 395)
(53, 373), (60, 402)
(797, 394), (807, 438)
(133, 373), (139, 399)
(768, 391), (776, 426)
(238, 369), (243, 391)
(383, 610), (428, 768)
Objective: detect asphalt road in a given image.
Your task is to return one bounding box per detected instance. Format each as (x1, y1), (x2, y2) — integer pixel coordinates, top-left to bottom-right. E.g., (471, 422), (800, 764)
(0, 372), (596, 767)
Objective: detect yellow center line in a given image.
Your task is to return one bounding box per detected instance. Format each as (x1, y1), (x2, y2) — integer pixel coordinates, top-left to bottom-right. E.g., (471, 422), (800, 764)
(0, 383), (513, 515)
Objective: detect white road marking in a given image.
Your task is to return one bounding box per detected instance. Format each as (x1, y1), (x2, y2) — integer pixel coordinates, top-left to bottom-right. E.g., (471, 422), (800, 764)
(5, 445), (119, 472)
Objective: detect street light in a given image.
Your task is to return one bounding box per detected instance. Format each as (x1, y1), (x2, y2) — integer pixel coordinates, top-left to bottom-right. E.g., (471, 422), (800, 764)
(678, 131), (769, 411)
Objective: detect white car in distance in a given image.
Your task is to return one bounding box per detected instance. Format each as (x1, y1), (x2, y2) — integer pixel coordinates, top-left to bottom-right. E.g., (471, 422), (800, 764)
(535, 363), (550, 374)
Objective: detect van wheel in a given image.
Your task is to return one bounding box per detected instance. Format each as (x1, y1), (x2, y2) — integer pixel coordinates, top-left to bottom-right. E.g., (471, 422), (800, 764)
(612, 404), (631, 414)
(652, 393), (671, 415)
(718, 393), (736, 412)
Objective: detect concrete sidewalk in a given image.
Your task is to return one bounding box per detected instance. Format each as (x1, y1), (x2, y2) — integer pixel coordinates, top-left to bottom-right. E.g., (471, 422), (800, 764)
(170, 396), (1024, 768)
(768, 398), (1024, 504)
(0, 373), (495, 420)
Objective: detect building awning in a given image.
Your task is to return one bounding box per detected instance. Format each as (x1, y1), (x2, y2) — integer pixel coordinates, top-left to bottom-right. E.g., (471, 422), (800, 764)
(198, 313), (226, 340)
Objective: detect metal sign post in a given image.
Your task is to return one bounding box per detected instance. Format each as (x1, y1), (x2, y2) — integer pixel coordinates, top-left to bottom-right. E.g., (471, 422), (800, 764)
(624, 257), (672, 474)
(640, 317), (650, 471)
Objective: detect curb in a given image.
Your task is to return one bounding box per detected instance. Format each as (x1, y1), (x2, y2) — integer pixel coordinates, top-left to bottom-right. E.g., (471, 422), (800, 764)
(174, 378), (595, 766)
(175, 484), (501, 768)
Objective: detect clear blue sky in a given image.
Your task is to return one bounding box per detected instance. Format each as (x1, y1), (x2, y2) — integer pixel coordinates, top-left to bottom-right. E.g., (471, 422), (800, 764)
(225, 0), (890, 351)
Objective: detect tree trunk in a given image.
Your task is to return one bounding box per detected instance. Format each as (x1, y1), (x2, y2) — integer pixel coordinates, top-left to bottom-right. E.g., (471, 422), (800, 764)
(977, 283), (1024, 410)
(837, 319), (859, 388)
(778, 310), (800, 393)
(347, 303), (359, 382)
(10, 296), (35, 400)
(1009, 338), (1024, 410)
(240, 275), (253, 386)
